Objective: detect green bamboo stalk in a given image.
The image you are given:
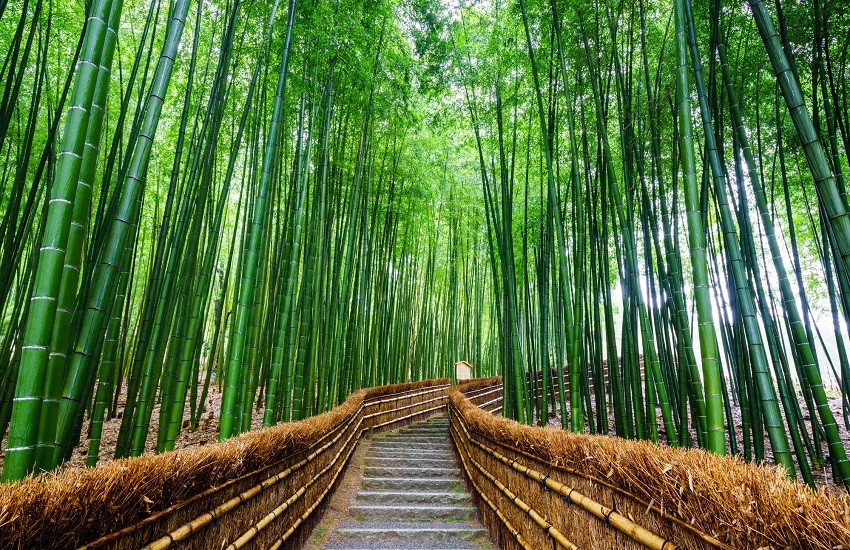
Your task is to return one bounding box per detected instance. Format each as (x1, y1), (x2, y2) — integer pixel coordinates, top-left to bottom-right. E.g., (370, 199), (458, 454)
(52, 0), (191, 463)
(2, 0), (122, 481)
(220, 0), (297, 439)
(672, 0), (725, 455)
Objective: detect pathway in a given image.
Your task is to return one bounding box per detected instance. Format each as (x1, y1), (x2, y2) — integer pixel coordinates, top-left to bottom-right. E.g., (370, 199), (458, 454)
(317, 414), (490, 549)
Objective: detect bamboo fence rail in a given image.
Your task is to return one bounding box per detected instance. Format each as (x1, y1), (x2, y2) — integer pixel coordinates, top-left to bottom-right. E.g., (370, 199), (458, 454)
(450, 377), (850, 549)
(0, 379), (449, 550)
(6, 374), (849, 549)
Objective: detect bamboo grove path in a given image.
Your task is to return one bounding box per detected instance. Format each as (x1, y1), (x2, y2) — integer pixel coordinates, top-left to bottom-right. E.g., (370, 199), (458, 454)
(315, 414), (490, 549)
(3, 378), (844, 549)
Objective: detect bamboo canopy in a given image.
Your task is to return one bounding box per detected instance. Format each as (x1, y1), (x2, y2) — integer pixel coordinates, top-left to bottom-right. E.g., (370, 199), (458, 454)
(0, 0), (849, 496)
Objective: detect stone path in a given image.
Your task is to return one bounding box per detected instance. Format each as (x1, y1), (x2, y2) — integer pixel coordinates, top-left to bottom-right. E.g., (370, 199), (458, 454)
(320, 414), (491, 549)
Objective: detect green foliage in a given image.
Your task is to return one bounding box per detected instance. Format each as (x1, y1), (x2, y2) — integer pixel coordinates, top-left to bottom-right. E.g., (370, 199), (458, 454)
(0, 0), (849, 490)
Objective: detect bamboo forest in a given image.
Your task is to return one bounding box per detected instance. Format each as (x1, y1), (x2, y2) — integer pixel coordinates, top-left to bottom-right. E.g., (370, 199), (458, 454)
(2, 0), (850, 514)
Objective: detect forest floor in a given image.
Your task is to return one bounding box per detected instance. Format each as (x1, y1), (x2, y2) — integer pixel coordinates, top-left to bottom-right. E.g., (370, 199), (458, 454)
(0, 381), (266, 472)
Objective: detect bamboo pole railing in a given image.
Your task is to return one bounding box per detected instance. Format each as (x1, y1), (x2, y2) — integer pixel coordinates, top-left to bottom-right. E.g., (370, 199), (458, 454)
(138, 402), (365, 550)
(11, 374), (839, 549)
(62, 379), (451, 550)
(449, 378), (732, 550)
(451, 404), (675, 549)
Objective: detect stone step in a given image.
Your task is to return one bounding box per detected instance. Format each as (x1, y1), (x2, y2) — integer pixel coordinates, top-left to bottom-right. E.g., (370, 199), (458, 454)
(365, 449), (449, 459)
(365, 457), (457, 469)
(375, 429), (447, 435)
(324, 540), (485, 550)
(351, 504), (477, 521)
(356, 490), (471, 505)
(370, 441), (453, 451)
(392, 432), (449, 438)
(379, 433), (449, 441)
(314, 414), (489, 550)
(368, 447), (454, 456)
(376, 440), (451, 447)
(385, 430), (449, 435)
(324, 543), (483, 550)
(363, 466), (460, 478)
(398, 426), (451, 433)
(334, 522), (487, 543)
(372, 441), (451, 449)
(361, 477), (464, 491)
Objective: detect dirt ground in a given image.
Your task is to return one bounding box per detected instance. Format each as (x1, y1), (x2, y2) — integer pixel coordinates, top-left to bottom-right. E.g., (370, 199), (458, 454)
(0, 382), (266, 472)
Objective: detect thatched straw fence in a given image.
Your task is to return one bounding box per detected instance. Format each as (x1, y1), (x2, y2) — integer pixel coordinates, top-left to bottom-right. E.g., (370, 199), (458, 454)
(0, 378), (449, 550)
(450, 377), (850, 550)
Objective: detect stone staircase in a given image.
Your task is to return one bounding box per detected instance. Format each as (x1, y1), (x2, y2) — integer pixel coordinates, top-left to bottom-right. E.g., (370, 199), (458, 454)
(321, 415), (490, 549)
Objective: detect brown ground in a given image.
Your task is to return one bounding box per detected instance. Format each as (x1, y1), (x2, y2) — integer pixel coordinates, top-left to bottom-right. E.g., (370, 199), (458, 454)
(0, 382), (266, 472)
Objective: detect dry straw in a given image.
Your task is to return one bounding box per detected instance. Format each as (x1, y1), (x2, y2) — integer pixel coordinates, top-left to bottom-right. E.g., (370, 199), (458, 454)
(0, 378), (449, 550)
(451, 377), (850, 550)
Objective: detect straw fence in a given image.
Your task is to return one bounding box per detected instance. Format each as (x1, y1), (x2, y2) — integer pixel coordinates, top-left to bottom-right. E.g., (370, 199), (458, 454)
(450, 376), (850, 550)
(7, 375), (850, 550)
(0, 378), (449, 550)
